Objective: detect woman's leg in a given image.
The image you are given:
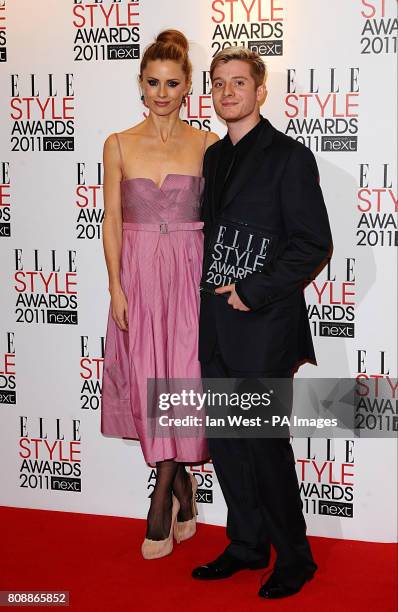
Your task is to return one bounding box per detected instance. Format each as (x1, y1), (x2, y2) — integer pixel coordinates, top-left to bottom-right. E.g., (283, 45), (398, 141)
(172, 463), (195, 521)
(146, 459), (179, 540)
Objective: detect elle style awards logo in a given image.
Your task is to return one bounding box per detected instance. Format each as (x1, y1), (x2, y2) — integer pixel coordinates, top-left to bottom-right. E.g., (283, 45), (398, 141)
(191, 464), (215, 504)
(10, 74), (75, 152)
(306, 258), (356, 339)
(72, 0), (141, 62)
(181, 83), (212, 131)
(360, 0), (398, 54)
(75, 163), (104, 240)
(0, 0), (7, 62)
(284, 68), (360, 153)
(211, 0), (284, 57)
(80, 336), (104, 411)
(14, 249), (78, 325)
(356, 162), (397, 248)
(0, 332), (16, 405)
(147, 462), (215, 505)
(201, 220), (273, 292)
(0, 162), (11, 237)
(295, 438), (355, 519)
(356, 350), (398, 434)
(19, 417), (82, 493)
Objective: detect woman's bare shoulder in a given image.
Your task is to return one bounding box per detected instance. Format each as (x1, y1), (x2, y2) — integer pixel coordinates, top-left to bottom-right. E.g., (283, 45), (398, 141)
(103, 132), (119, 160)
(183, 123), (220, 146)
(206, 130), (220, 148)
(104, 122), (146, 146)
(119, 121), (146, 136)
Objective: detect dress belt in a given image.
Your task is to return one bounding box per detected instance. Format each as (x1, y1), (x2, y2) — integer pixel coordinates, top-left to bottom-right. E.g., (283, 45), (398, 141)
(122, 221), (204, 233)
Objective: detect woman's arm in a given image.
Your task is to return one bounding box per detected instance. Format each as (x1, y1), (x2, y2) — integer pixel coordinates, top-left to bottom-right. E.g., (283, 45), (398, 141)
(102, 133), (128, 330)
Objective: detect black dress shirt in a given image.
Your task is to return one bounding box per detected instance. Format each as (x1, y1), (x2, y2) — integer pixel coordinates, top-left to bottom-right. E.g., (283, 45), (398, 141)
(214, 115), (266, 210)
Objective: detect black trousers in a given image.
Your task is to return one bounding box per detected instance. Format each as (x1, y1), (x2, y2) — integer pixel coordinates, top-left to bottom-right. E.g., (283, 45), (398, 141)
(201, 347), (317, 583)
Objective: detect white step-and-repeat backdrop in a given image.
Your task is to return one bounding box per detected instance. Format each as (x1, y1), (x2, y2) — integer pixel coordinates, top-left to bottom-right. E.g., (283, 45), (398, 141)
(0, 0), (397, 542)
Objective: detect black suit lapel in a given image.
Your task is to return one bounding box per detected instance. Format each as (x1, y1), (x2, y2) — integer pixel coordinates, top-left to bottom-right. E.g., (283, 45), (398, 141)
(220, 119), (274, 211)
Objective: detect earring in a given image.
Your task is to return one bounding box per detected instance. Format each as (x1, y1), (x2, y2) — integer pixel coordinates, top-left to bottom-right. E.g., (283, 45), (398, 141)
(140, 94), (144, 102)
(182, 95), (187, 107)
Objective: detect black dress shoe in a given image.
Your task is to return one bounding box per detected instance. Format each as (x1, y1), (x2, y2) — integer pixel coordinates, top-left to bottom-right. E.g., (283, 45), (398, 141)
(192, 551), (269, 580)
(258, 570), (314, 599)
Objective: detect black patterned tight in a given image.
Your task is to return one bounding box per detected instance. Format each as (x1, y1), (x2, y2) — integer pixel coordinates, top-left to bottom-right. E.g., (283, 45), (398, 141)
(145, 460), (194, 540)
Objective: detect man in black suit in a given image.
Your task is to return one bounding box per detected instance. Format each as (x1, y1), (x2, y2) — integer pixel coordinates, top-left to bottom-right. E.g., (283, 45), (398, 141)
(192, 48), (333, 599)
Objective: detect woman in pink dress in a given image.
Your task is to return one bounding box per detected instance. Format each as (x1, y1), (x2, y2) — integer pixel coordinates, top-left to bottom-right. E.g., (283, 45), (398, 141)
(100, 29), (218, 559)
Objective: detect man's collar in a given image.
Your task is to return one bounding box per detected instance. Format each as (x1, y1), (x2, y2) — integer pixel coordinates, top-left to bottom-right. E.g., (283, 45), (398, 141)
(224, 114), (266, 147)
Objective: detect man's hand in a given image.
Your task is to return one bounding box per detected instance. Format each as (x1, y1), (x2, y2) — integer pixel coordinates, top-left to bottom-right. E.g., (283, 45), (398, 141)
(215, 284), (250, 311)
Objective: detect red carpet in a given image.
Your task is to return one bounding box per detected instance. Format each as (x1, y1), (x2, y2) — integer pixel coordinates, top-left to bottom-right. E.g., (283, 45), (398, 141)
(1, 506), (397, 611)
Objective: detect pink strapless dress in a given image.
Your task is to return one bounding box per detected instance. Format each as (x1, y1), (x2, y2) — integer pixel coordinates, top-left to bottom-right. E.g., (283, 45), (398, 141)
(100, 174), (209, 465)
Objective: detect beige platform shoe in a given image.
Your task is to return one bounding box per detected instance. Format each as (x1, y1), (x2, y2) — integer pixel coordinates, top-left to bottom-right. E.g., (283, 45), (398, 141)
(174, 473), (198, 544)
(141, 495), (180, 560)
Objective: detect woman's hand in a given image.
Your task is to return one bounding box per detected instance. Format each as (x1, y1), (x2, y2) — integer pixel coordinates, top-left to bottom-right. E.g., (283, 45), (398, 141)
(110, 286), (129, 331)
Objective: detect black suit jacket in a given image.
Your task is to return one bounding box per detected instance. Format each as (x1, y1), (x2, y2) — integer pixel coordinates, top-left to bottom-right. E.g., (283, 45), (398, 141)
(199, 118), (333, 372)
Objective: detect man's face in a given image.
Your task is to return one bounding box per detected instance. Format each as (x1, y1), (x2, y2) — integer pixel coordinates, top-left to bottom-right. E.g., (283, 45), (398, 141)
(211, 60), (265, 123)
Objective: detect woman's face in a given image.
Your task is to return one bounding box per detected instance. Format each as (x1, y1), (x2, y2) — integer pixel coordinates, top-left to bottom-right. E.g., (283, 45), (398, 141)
(140, 59), (190, 116)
